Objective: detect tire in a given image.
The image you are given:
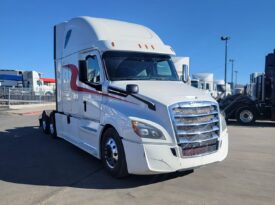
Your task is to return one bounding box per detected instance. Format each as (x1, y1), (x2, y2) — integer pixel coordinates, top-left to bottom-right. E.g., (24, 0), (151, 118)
(49, 112), (57, 138)
(41, 112), (50, 134)
(101, 128), (128, 178)
(236, 107), (256, 125)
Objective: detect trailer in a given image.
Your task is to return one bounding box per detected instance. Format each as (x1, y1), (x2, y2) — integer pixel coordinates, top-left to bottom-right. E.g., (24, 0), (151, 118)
(39, 16), (228, 177)
(220, 50), (275, 124)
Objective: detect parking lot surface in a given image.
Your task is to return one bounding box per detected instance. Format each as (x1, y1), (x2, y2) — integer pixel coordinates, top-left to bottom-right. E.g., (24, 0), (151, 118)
(0, 110), (275, 205)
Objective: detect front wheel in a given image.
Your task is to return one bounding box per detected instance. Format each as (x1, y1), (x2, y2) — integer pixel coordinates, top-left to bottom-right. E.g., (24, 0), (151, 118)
(236, 107), (256, 125)
(101, 128), (128, 178)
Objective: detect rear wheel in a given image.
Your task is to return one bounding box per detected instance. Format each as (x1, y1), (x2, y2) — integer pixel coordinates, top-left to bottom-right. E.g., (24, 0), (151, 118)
(41, 112), (50, 134)
(49, 113), (57, 138)
(236, 107), (255, 125)
(101, 127), (128, 178)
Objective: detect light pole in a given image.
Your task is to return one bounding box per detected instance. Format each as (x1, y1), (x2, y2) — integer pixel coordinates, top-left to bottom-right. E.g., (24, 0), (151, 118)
(229, 59), (234, 89)
(234, 70), (238, 89)
(221, 36), (230, 93)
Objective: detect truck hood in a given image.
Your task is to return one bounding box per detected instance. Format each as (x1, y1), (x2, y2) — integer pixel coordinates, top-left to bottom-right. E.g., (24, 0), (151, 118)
(110, 81), (216, 106)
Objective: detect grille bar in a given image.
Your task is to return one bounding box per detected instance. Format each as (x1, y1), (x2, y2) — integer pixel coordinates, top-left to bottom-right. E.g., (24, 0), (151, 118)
(181, 140), (219, 156)
(175, 118), (219, 126)
(173, 111), (219, 118)
(176, 126), (219, 135)
(178, 134), (219, 144)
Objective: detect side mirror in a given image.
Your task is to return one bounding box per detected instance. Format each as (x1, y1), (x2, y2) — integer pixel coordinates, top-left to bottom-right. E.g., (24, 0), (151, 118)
(126, 84), (139, 94)
(79, 60), (87, 82)
(182, 64), (189, 83)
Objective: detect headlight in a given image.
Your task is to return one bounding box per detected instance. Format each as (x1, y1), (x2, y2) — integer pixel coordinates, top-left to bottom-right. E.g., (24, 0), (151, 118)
(131, 121), (165, 140)
(220, 113), (227, 132)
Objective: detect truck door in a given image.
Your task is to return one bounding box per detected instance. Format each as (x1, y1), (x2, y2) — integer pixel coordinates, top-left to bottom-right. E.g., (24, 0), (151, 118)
(78, 50), (104, 153)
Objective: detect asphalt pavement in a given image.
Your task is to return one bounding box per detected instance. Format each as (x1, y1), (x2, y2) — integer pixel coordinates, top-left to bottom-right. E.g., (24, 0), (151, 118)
(0, 109), (275, 205)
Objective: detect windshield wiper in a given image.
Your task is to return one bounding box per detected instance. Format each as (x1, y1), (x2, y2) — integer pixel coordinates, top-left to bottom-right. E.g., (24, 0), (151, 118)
(149, 77), (174, 81)
(112, 77), (150, 81)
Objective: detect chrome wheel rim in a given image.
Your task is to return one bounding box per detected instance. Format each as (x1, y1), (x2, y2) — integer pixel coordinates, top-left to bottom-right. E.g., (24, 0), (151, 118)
(50, 123), (54, 135)
(240, 110), (253, 123)
(42, 120), (46, 131)
(104, 137), (118, 169)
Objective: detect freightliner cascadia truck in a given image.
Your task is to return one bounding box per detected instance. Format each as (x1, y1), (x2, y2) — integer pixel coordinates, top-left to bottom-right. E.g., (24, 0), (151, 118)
(40, 17), (228, 177)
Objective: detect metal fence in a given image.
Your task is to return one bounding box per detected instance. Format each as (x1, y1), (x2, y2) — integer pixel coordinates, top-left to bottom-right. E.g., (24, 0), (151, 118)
(0, 87), (55, 106)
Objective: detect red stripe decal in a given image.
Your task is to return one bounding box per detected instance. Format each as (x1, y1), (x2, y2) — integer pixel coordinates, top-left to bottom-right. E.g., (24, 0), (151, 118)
(64, 64), (135, 104)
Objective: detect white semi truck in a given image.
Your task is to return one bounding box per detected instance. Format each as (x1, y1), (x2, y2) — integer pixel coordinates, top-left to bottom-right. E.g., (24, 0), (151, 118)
(191, 73), (217, 98)
(22, 71), (55, 96)
(40, 17), (228, 177)
(172, 57), (190, 81)
(215, 80), (232, 100)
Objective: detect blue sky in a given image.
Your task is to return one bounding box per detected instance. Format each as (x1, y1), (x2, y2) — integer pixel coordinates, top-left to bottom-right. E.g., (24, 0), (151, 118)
(1, 0), (275, 84)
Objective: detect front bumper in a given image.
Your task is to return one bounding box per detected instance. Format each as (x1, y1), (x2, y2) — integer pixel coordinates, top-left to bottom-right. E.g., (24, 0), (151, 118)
(123, 130), (228, 175)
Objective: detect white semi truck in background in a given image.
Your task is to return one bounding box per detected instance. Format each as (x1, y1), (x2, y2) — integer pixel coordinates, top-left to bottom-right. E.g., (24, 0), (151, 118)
(189, 73), (232, 100)
(191, 73), (217, 98)
(172, 57), (190, 81)
(215, 80), (232, 100)
(40, 16), (228, 177)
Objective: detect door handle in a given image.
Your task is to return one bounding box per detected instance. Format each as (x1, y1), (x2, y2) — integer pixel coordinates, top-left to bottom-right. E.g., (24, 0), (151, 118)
(83, 101), (87, 112)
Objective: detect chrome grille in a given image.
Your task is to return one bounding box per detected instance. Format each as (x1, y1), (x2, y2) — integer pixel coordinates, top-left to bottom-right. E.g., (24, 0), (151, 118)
(169, 101), (220, 157)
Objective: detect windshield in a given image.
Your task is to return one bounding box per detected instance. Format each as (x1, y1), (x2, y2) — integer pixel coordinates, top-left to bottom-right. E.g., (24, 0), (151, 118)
(103, 51), (179, 81)
(217, 84), (225, 92)
(191, 80), (199, 88)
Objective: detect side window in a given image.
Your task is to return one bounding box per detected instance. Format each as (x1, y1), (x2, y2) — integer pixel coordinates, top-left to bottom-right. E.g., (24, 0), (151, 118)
(86, 56), (101, 83)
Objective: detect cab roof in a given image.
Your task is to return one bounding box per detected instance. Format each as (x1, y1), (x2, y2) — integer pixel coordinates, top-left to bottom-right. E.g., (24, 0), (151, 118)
(55, 16), (175, 59)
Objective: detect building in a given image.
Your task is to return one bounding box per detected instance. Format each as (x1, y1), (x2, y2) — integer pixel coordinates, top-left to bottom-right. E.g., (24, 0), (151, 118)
(0, 69), (55, 95)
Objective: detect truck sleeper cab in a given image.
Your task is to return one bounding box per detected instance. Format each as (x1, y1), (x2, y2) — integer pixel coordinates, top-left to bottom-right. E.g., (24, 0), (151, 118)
(40, 16), (228, 177)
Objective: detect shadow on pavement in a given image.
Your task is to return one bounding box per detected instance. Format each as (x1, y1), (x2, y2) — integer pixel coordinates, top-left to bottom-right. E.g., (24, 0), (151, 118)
(0, 126), (192, 189)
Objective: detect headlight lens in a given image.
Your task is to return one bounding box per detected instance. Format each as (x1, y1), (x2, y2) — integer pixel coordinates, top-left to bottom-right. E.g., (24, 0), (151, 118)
(220, 113), (227, 132)
(131, 121), (165, 140)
